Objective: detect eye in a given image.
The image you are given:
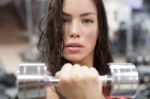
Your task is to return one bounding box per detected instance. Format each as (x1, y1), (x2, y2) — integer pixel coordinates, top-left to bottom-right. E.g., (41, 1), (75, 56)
(63, 17), (70, 24)
(63, 18), (67, 23)
(82, 19), (94, 24)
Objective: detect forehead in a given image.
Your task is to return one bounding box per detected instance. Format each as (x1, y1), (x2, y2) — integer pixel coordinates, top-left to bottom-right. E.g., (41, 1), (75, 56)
(62, 0), (97, 15)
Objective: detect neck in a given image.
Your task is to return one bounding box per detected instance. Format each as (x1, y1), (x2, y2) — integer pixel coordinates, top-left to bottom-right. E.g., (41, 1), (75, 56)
(74, 56), (94, 67)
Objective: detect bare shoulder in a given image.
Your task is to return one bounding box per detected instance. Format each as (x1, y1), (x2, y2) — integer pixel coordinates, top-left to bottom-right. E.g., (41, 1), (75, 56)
(46, 86), (60, 99)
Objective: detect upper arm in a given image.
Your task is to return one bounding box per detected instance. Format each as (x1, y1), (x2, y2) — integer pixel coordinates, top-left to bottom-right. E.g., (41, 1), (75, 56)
(46, 86), (60, 99)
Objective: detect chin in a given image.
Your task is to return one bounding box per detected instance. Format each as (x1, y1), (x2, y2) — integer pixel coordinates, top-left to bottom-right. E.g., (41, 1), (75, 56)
(65, 56), (83, 64)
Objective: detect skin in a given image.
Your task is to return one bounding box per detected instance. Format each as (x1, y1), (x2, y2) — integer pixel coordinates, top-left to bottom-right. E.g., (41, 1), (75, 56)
(63, 0), (98, 67)
(46, 0), (105, 99)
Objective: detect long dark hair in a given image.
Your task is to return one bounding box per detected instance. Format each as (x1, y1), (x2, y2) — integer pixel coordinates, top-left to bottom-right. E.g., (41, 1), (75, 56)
(38, 0), (113, 76)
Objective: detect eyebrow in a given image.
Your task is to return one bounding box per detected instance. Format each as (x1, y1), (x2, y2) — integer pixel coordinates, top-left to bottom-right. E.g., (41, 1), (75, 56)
(62, 11), (97, 17)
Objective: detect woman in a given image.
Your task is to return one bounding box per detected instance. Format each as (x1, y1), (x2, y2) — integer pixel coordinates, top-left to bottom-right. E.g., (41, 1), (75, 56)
(39, 0), (113, 98)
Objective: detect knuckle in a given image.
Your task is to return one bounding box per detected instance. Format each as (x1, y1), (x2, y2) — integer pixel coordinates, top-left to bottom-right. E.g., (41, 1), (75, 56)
(64, 63), (72, 67)
(73, 64), (80, 69)
(62, 63), (72, 70)
(90, 67), (99, 75)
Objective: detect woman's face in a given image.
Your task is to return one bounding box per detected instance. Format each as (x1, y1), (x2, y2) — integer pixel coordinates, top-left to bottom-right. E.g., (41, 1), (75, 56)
(63, 0), (98, 67)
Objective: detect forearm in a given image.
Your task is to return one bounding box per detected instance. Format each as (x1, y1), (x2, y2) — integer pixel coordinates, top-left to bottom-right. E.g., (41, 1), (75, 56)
(100, 93), (106, 99)
(68, 94), (106, 99)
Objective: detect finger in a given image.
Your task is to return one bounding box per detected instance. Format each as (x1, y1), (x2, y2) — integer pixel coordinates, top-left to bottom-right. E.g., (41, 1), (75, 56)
(70, 64), (82, 80)
(81, 66), (90, 75)
(72, 64), (80, 74)
(59, 63), (73, 88)
(59, 63), (72, 79)
(89, 67), (102, 87)
(60, 63), (72, 73)
(55, 71), (60, 77)
(89, 67), (99, 76)
(61, 63), (72, 71)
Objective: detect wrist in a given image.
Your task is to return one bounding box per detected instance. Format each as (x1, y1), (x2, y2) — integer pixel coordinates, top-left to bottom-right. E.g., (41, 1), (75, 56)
(67, 95), (85, 99)
(101, 94), (106, 99)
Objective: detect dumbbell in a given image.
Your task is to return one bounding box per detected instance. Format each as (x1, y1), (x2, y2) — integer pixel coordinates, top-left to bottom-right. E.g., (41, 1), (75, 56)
(17, 63), (139, 99)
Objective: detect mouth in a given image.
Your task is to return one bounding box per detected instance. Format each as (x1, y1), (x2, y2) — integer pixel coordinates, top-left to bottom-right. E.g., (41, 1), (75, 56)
(65, 43), (84, 53)
(65, 43), (84, 47)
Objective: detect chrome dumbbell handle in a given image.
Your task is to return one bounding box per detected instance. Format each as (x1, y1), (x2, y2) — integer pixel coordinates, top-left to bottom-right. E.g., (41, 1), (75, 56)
(47, 75), (113, 85)
(49, 75), (113, 86)
(17, 75), (112, 86)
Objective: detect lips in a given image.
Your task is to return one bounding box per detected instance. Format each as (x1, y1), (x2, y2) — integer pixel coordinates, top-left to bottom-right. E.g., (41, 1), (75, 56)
(65, 43), (84, 47)
(65, 43), (83, 53)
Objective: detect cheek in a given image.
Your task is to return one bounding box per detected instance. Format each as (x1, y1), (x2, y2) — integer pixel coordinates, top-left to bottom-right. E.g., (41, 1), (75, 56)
(63, 26), (68, 40)
(81, 28), (98, 41)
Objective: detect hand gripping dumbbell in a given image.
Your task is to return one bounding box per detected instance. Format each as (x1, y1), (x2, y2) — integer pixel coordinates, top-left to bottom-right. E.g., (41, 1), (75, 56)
(17, 63), (139, 99)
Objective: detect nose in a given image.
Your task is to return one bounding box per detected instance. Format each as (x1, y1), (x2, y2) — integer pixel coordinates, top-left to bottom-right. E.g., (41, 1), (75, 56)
(69, 20), (80, 38)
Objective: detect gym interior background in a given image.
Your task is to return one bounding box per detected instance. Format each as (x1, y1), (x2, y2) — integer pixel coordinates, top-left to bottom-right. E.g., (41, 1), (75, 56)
(0, 0), (150, 99)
